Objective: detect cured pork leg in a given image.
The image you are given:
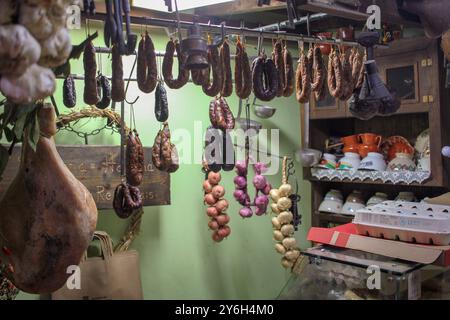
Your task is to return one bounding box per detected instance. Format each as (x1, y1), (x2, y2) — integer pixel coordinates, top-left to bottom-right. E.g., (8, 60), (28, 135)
(0, 103), (98, 294)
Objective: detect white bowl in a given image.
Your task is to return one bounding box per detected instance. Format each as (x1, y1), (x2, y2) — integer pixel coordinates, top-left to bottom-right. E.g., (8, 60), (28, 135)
(359, 152), (386, 171)
(319, 199), (343, 214)
(341, 202), (366, 216)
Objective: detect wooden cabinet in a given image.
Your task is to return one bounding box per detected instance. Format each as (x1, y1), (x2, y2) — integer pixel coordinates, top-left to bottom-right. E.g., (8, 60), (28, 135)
(302, 36), (450, 228)
(309, 37), (439, 119)
(375, 38), (439, 114)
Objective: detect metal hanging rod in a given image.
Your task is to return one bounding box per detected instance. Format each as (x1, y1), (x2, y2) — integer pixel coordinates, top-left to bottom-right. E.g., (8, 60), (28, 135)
(93, 46), (301, 60)
(84, 12), (360, 47)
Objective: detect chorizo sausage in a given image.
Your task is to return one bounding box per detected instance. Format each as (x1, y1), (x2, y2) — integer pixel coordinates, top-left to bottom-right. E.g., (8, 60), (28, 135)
(339, 51), (353, 101)
(113, 182), (143, 219)
(95, 74), (111, 109)
(272, 39), (284, 97)
(252, 56), (278, 102)
(220, 40), (233, 97)
(163, 39), (189, 89)
(327, 49), (344, 99)
(234, 39), (252, 99)
(295, 53), (311, 103)
(356, 52), (366, 90)
(137, 32), (157, 93)
(282, 44), (294, 97)
(63, 75), (76, 108)
(83, 41), (99, 105)
(202, 45), (223, 97)
(126, 130), (144, 186)
(111, 44), (125, 102)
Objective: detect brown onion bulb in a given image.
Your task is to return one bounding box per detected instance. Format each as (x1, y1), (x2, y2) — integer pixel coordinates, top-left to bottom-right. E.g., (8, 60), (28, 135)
(204, 193), (217, 205)
(203, 180), (213, 193)
(216, 213), (230, 226)
(216, 199), (229, 212)
(208, 219), (220, 230)
(212, 231), (224, 242)
(206, 206), (219, 217)
(217, 225), (231, 238)
(208, 171), (221, 185)
(211, 185), (225, 199)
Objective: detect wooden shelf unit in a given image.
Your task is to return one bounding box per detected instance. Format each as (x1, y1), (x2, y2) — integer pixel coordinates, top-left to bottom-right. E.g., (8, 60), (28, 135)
(302, 37), (450, 228)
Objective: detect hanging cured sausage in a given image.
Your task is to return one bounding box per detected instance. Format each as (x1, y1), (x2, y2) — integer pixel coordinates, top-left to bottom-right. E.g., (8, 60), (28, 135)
(151, 122), (179, 173)
(202, 45), (224, 97)
(83, 41), (99, 105)
(126, 130), (144, 187)
(272, 39), (285, 97)
(327, 49), (344, 99)
(220, 40), (233, 97)
(282, 44), (294, 97)
(111, 44), (125, 102)
(234, 39), (252, 99)
(252, 56), (278, 102)
(295, 52), (311, 104)
(137, 32), (157, 94)
(310, 46), (326, 101)
(162, 39), (189, 89)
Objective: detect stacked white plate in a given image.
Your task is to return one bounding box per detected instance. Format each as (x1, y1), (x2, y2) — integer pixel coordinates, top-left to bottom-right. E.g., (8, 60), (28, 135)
(353, 201), (450, 245)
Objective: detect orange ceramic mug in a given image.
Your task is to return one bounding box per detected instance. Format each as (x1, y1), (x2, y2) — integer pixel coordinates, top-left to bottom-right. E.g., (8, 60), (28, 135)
(358, 133), (382, 148)
(341, 135), (360, 153)
(358, 133), (382, 158)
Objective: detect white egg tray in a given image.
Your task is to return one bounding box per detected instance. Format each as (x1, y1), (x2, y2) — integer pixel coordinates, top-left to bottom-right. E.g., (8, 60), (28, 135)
(353, 201), (450, 245)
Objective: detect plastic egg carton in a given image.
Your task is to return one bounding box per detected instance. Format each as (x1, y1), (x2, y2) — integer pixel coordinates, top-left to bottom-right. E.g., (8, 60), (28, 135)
(353, 201), (450, 245)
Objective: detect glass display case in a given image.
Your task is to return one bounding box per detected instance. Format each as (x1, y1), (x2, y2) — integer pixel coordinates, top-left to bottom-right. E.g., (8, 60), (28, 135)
(278, 245), (450, 300)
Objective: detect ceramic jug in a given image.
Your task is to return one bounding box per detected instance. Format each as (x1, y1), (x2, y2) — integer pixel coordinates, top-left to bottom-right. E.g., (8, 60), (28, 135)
(358, 133), (382, 158)
(341, 135), (360, 154)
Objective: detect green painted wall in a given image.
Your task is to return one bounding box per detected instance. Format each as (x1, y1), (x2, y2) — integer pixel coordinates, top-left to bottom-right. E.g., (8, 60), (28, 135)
(14, 21), (311, 300)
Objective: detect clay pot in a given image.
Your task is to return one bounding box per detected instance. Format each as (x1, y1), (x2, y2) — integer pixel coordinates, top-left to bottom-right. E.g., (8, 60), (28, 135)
(341, 135), (360, 154)
(388, 142), (414, 162)
(316, 32), (332, 56)
(358, 133), (382, 158)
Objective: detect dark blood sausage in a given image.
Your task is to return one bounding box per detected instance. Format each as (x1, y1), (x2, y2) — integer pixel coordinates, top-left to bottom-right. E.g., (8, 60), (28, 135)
(113, 182), (143, 219)
(155, 81), (169, 122)
(272, 39), (284, 97)
(234, 40), (252, 99)
(111, 44), (125, 102)
(137, 32), (157, 93)
(327, 49), (344, 99)
(126, 130), (144, 186)
(83, 41), (99, 105)
(295, 53), (311, 104)
(202, 45), (223, 97)
(282, 45), (294, 97)
(220, 40), (233, 97)
(163, 39), (189, 89)
(95, 74), (111, 109)
(252, 56), (278, 102)
(63, 75), (76, 108)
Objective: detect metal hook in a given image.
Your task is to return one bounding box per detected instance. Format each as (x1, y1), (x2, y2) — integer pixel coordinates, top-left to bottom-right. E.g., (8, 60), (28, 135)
(257, 29), (264, 56)
(124, 52), (140, 105)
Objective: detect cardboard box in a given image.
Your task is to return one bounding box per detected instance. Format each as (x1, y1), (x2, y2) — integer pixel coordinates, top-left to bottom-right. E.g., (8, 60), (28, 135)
(307, 223), (450, 266)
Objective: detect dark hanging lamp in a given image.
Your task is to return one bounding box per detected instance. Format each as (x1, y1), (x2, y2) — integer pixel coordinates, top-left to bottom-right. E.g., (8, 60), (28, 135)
(349, 31), (400, 120)
(181, 22), (208, 70)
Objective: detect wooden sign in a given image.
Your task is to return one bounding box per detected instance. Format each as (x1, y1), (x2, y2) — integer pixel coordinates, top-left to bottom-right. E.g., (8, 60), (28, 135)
(0, 145), (170, 210)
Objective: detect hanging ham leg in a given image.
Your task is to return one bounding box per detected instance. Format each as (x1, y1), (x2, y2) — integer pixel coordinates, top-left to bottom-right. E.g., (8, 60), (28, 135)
(0, 103), (98, 294)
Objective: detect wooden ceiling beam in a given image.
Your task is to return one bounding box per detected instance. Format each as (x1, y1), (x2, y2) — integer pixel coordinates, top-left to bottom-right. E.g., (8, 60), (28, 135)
(194, 0), (287, 17)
